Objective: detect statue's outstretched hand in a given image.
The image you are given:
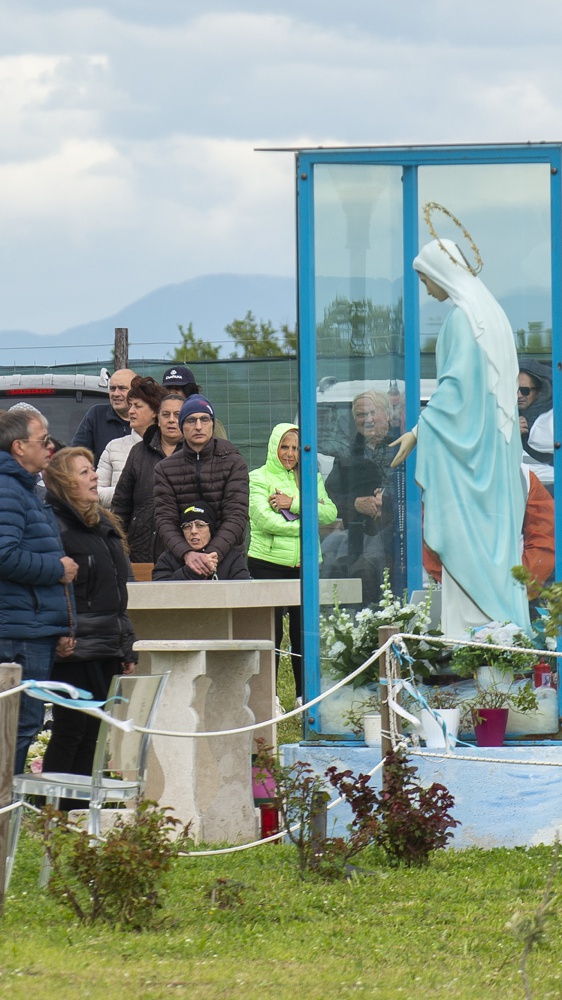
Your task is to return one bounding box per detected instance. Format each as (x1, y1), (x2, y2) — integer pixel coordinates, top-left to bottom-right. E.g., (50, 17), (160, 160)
(389, 431), (417, 468)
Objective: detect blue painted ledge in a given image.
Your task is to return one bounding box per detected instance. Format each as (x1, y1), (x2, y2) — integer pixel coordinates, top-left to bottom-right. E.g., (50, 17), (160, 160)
(280, 743), (562, 849)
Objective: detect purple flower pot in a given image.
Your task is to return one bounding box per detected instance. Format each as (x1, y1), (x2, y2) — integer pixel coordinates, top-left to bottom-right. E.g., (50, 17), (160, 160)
(472, 707), (509, 747)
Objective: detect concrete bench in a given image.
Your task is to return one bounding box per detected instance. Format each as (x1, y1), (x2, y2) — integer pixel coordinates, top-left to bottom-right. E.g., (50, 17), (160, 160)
(133, 639), (274, 844)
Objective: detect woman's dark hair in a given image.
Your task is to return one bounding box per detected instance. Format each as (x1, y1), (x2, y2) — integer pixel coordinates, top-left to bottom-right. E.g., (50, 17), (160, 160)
(181, 382), (201, 398)
(127, 376), (167, 414)
(159, 393), (186, 413)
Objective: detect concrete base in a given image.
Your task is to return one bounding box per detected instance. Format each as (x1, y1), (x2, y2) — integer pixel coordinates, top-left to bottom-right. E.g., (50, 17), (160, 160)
(280, 743), (562, 848)
(135, 639), (273, 844)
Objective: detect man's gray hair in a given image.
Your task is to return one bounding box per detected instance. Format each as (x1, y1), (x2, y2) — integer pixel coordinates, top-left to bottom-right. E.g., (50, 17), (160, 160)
(0, 410), (46, 453)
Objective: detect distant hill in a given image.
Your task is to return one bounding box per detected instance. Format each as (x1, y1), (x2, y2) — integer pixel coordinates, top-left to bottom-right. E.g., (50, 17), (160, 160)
(0, 270), (550, 370)
(0, 273), (297, 369)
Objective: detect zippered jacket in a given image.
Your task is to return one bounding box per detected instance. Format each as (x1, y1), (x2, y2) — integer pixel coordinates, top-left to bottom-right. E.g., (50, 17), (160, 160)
(153, 436), (249, 564)
(112, 424), (182, 562)
(0, 451), (71, 639)
(248, 423), (337, 568)
(45, 491), (137, 664)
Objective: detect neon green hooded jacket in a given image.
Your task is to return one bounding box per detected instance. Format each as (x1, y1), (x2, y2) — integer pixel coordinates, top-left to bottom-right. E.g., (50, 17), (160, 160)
(248, 423), (338, 568)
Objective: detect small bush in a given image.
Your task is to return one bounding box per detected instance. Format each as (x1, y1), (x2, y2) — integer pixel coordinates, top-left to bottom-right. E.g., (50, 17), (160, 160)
(256, 743), (459, 876)
(34, 799), (192, 929)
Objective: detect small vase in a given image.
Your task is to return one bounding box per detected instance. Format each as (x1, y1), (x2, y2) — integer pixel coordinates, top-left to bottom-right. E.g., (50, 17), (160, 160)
(363, 713), (382, 747)
(472, 707), (509, 747)
(476, 665), (514, 692)
(421, 708), (460, 749)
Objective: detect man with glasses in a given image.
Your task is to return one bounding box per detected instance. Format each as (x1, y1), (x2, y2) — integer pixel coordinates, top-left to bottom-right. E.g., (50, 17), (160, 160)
(72, 368), (137, 465)
(0, 409), (78, 773)
(153, 394), (249, 577)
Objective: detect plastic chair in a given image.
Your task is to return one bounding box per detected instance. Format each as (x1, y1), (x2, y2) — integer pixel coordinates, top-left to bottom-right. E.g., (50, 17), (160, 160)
(4, 671), (169, 890)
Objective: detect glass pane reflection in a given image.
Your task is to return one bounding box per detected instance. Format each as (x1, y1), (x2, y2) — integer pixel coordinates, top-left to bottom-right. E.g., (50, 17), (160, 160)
(315, 164), (406, 734)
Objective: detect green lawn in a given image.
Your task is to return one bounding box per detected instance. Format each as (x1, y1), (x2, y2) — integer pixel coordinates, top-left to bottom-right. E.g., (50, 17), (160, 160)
(2, 829), (562, 999)
(3, 637), (562, 999)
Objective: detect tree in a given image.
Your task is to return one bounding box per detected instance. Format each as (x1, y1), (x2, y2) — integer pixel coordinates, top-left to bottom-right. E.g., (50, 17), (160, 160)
(316, 296), (404, 358)
(226, 311), (297, 359)
(169, 322), (221, 362)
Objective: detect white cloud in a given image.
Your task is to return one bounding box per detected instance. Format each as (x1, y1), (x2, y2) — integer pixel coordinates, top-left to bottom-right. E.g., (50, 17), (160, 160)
(1, 2), (562, 332)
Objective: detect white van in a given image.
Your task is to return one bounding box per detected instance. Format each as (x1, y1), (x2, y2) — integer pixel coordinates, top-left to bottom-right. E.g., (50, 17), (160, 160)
(0, 369), (110, 445)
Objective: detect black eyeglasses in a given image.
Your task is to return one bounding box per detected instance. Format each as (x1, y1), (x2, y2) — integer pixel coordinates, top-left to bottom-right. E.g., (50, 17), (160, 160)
(518, 386), (536, 397)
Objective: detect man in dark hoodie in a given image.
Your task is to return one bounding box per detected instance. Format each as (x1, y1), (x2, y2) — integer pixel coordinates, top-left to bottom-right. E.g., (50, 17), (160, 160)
(152, 501), (250, 580)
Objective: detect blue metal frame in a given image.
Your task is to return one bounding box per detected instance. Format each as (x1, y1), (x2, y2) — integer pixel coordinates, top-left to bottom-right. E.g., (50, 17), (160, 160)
(296, 142), (562, 737)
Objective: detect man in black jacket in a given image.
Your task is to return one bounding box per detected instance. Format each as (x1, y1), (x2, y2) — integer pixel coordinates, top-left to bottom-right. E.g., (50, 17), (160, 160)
(72, 368), (137, 464)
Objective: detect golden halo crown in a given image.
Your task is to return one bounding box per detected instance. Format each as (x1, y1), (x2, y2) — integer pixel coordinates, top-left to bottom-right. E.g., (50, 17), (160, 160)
(423, 202), (483, 276)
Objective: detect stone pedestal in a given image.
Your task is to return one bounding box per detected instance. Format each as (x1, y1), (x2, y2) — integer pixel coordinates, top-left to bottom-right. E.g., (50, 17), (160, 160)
(134, 639), (273, 844)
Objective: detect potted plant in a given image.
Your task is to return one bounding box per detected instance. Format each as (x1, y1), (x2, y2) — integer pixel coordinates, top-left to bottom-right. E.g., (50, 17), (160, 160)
(463, 682), (538, 747)
(343, 692), (382, 746)
(419, 686), (461, 749)
(451, 621), (534, 689)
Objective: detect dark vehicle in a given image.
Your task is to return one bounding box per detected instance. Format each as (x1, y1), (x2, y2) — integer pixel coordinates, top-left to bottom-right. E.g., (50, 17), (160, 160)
(0, 369), (110, 445)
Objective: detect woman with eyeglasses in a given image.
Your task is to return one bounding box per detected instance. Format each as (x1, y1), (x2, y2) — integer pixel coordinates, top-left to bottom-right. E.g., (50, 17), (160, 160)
(153, 394), (249, 579)
(518, 361), (554, 493)
(152, 501), (250, 580)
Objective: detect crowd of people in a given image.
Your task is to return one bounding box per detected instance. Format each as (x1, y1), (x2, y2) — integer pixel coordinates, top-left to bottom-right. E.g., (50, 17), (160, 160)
(0, 334), (557, 772)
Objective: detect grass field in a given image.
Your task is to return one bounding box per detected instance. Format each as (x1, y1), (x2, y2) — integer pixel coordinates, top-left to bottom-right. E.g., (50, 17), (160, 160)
(2, 827), (562, 1000)
(2, 636), (562, 999)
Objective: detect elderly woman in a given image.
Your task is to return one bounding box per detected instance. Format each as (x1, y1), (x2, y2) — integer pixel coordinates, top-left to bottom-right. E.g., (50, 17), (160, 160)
(248, 423), (337, 708)
(42, 447), (137, 776)
(112, 393), (184, 562)
(96, 376), (167, 507)
(391, 238), (531, 639)
(323, 390), (396, 603)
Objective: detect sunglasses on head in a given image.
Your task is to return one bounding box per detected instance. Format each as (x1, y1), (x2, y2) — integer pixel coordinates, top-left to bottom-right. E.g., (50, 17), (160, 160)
(518, 386), (536, 397)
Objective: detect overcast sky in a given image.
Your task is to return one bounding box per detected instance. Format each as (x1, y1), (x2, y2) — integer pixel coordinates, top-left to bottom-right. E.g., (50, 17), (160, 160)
(1, 0), (562, 334)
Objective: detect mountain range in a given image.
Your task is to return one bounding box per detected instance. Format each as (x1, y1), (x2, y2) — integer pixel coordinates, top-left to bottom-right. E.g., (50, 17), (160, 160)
(0, 274), (297, 369)
(0, 271), (550, 370)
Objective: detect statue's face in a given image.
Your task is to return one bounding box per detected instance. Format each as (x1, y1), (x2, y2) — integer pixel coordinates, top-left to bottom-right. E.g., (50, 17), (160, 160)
(418, 272), (449, 302)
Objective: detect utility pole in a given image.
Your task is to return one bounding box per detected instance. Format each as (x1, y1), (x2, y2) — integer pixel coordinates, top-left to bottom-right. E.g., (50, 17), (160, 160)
(114, 328), (129, 369)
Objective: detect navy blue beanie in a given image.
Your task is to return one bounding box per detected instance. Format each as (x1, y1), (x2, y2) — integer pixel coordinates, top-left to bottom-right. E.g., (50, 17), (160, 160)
(178, 394), (215, 431)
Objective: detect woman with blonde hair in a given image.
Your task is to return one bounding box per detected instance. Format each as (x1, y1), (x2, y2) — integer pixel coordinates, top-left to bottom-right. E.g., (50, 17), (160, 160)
(248, 423), (337, 708)
(42, 446), (137, 776)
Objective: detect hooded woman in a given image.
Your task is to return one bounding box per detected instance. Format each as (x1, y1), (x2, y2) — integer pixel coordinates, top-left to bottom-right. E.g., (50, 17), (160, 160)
(247, 423), (337, 706)
(391, 238), (531, 639)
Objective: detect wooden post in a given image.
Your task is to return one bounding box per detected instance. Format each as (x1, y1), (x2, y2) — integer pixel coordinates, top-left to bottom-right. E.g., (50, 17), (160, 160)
(0, 663), (22, 915)
(114, 328), (129, 370)
(378, 626), (400, 776)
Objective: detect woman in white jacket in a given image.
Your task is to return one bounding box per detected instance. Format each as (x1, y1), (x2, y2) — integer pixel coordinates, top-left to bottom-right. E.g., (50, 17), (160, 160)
(96, 376), (167, 507)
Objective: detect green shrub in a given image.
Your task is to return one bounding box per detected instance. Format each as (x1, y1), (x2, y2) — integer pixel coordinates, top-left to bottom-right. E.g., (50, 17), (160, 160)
(34, 799), (192, 929)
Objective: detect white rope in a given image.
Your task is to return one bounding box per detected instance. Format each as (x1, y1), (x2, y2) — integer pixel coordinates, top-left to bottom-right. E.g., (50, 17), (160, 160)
(180, 754), (389, 857)
(0, 800), (23, 817)
(409, 748), (562, 767)
(0, 682), (29, 701)
(134, 633), (396, 738)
